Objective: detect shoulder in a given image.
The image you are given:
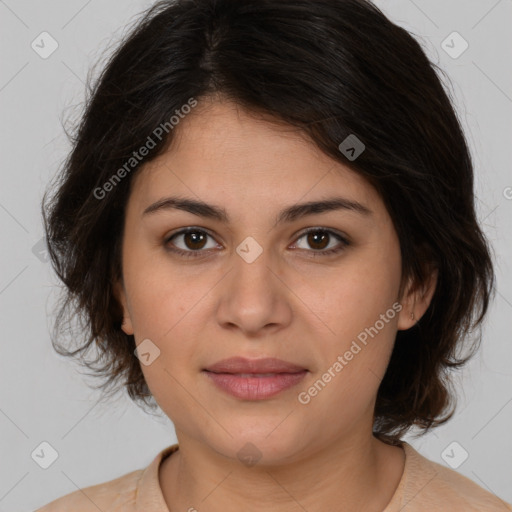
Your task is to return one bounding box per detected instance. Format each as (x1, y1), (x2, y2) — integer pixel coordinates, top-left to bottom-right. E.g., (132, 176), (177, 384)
(34, 468), (143, 512)
(400, 442), (512, 511)
(34, 444), (178, 512)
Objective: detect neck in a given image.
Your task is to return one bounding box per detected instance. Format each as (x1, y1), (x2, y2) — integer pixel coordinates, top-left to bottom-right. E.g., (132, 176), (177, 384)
(159, 429), (405, 512)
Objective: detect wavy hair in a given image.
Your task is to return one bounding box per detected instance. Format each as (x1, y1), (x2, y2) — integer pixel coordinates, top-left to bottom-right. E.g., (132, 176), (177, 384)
(42, 0), (495, 443)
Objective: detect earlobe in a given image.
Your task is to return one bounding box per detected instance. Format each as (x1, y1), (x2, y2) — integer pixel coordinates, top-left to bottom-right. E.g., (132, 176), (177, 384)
(120, 316), (134, 335)
(397, 268), (438, 331)
(114, 279), (134, 335)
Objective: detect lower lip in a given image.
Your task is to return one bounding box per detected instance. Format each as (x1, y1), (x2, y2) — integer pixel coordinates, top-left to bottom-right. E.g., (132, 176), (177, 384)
(203, 370), (308, 400)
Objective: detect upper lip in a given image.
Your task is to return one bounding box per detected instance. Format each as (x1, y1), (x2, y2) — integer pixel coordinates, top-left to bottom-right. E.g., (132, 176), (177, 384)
(204, 357), (307, 374)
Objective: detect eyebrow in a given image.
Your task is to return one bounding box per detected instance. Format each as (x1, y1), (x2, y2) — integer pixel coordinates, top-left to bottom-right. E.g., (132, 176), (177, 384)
(142, 195), (372, 225)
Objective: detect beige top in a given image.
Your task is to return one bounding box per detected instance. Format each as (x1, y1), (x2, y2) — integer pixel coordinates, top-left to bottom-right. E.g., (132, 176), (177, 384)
(36, 441), (512, 511)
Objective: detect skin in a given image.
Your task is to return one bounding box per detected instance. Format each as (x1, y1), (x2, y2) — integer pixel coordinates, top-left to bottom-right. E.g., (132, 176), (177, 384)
(116, 96), (437, 512)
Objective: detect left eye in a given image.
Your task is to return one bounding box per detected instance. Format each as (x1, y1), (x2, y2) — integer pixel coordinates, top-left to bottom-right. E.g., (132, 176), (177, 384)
(292, 228), (349, 255)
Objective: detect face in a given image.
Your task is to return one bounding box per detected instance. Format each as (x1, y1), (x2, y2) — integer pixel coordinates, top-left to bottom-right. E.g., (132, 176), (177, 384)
(116, 98), (433, 464)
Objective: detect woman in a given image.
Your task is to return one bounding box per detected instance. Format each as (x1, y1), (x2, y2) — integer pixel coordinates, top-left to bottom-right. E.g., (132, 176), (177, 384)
(36, 0), (511, 510)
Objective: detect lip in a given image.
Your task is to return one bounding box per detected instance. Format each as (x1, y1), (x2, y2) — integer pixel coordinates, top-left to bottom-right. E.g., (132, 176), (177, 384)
(204, 357), (307, 374)
(203, 357), (308, 400)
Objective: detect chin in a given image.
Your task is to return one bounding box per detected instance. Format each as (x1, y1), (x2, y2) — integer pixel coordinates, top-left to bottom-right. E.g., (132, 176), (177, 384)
(204, 419), (308, 467)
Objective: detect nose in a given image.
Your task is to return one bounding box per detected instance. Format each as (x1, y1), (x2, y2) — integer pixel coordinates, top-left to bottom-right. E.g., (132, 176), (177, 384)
(214, 242), (293, 338)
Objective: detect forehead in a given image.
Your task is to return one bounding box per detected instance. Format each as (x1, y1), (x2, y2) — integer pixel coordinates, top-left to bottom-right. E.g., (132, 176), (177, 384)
(127, 99), (385, 220)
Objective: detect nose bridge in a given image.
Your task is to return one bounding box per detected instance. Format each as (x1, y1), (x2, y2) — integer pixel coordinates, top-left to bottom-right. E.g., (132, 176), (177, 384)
(231, 234), (277, 301)
(215, 234), (291, 334)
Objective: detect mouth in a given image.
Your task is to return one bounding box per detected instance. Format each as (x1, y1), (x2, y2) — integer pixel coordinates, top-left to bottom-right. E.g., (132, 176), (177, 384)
(203, 356), (307, 374)
(202, 357), (308, 400)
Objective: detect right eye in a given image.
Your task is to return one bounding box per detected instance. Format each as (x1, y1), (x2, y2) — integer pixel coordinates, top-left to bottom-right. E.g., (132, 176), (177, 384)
(164, 228), (222, 258)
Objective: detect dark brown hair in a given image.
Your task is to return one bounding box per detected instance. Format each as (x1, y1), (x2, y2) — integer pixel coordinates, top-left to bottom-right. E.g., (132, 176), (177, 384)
(42, 0), (495, 443)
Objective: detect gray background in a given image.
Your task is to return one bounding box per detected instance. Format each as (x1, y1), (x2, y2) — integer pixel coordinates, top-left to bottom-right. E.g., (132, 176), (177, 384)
(0, 0), (511, 510)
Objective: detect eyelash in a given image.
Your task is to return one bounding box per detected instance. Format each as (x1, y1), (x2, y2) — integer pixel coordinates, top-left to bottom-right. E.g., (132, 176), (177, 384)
(164, 227), (350, 259)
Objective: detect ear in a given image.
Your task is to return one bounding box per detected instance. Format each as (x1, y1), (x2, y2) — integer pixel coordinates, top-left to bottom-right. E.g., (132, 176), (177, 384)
(113, 278), (134, 335)
(397, 267), (438, 331)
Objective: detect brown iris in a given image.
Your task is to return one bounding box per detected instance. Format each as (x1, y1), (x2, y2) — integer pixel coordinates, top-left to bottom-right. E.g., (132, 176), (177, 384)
(306, 230), (330, 251)
(183, 231), (208, 250)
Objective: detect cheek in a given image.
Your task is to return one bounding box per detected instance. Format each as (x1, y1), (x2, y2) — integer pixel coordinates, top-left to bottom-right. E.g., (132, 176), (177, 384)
(139, 358), (203, 439)
(125, 269), (211, 379)
(299, 257), (401, 411)
(309, 256), (401, 344)
(123, 248), (195, 335)
(134, 315), (200, 427)
(299, 321), (397, 430)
